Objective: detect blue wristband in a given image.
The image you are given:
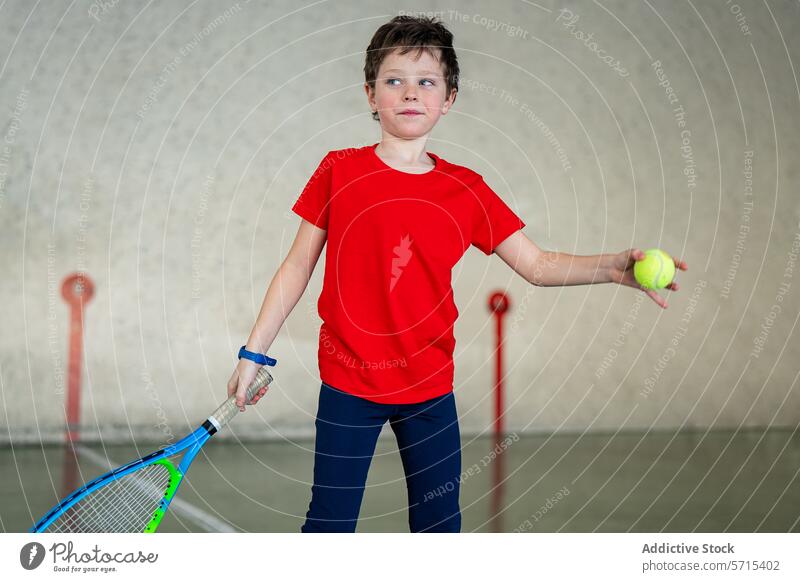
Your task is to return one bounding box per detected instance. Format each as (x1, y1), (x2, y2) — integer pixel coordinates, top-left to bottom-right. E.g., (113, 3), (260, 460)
(238, 346), (277, 367)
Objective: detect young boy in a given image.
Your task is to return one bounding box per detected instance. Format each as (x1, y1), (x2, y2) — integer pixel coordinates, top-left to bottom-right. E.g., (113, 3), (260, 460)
(227, 16), (687, 532)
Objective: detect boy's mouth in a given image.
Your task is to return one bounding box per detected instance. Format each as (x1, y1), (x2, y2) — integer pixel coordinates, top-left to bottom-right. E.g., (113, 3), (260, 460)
(398, 109), (424, 116)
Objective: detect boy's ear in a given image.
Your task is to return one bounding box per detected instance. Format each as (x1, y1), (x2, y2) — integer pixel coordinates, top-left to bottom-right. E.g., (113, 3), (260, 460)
(441, 88), (457, 115)
(364, 83), (377, 113)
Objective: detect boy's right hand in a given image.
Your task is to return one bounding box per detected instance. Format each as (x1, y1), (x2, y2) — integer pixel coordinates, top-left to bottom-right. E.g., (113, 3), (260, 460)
(227, 358), (270, 412)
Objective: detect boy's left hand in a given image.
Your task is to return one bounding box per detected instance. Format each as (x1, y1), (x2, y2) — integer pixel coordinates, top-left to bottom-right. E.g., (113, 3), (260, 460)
(607, 249), (688, 309)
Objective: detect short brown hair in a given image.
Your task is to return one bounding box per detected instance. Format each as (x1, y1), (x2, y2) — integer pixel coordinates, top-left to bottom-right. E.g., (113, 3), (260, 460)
(364, 15), (459, 121)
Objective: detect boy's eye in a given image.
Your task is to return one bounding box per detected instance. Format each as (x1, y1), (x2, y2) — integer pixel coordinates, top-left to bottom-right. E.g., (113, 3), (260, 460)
(384, 78), (436, 86)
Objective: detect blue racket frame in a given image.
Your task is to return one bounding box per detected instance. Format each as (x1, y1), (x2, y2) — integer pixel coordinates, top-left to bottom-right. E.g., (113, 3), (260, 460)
(31, 364), (274, 533)
(30, 424), (212, 533)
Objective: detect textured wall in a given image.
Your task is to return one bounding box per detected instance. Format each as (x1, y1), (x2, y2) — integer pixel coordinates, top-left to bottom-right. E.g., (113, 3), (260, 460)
(1, 0), (798, 443)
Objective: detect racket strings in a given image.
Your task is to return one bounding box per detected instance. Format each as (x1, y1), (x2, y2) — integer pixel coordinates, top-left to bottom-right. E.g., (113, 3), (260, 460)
(47, 462), (174, 533)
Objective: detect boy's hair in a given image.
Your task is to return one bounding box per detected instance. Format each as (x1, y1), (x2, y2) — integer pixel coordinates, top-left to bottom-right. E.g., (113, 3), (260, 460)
(364, 15), (459, 121)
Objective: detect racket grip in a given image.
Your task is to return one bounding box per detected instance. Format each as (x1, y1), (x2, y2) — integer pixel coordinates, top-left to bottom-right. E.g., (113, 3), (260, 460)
(208, 366), (274, 430)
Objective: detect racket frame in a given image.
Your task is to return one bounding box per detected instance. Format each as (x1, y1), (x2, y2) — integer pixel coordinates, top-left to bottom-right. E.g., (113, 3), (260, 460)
(31, 366), (273, 533)
(31, 423), (211, 533)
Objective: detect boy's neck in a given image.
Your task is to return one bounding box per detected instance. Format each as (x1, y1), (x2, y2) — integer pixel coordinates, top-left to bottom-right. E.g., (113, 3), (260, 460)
(375, 135), (432, 168)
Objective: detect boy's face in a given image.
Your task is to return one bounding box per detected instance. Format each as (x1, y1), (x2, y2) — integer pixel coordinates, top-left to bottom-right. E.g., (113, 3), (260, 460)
(365, 48), (456, 140)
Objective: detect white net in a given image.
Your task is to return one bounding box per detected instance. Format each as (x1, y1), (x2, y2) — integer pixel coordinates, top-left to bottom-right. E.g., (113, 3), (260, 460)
(45, 462), (175, 533)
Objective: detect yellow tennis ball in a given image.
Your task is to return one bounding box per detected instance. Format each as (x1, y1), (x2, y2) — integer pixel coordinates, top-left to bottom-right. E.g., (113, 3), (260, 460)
(634, 249), (675, 290)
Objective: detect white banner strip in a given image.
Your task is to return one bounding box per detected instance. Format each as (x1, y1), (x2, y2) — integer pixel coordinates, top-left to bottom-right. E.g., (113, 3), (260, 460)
(2, 533), (798, 580)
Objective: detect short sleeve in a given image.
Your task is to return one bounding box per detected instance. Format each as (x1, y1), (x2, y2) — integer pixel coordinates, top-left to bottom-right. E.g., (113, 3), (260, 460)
(291, 152), (334, 229)
(471, 177), (526, 255)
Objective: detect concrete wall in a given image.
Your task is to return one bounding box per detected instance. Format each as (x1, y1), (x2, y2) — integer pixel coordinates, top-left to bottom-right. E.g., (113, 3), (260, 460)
(1, 0), (798, 443)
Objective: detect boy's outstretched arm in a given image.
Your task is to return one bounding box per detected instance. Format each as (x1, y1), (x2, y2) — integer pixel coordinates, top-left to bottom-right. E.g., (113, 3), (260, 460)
(227, 218), (327, 410)
(493, 231), (688, 309)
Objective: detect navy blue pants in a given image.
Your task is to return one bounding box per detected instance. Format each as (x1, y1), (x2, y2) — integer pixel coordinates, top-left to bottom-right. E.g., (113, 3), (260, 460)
(301, 382), (462, 533)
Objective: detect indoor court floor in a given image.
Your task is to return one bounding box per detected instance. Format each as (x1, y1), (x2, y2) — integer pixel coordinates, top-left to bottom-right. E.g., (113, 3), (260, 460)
(3, 429), (798, 533)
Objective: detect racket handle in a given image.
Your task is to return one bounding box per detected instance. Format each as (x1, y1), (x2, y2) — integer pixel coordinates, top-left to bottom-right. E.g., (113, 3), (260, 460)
(208, 366), (274, 431)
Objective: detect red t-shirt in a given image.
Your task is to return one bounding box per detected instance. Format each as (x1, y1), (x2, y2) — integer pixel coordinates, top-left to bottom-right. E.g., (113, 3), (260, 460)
(291, 143), (525, 404)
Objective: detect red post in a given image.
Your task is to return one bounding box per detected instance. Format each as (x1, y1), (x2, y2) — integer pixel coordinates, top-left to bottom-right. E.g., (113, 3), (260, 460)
(60, 273), (93, 496)
(61, 273), (94, 443)
(487, 291), (510, 438)
(487, 291), (511, 532)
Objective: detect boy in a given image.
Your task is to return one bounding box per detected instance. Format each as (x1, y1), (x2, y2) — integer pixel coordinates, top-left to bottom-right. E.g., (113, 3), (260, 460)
(227, 16), (687, 532)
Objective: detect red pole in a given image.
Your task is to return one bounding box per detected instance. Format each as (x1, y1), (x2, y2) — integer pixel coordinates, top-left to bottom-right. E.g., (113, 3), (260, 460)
(61, 273), (94, 444)
(487, 291), (510, 438)
(60, 272), (93, 496)
(487, 291), (510, 532)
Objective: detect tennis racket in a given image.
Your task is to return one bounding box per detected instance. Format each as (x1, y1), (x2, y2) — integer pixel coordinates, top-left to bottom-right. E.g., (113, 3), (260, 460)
(30, 366), (274, 533)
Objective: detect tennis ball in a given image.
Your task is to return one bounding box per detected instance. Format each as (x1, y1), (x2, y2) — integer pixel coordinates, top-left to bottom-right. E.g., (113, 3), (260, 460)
(634, 249), (675, 290)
